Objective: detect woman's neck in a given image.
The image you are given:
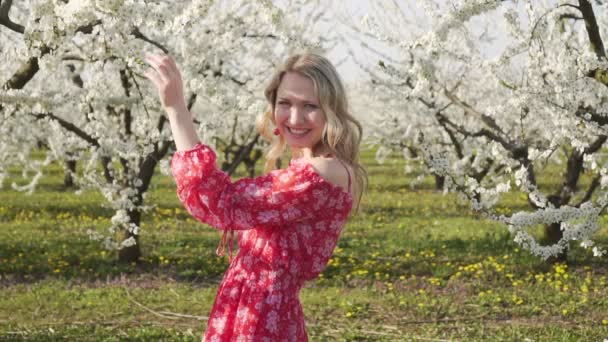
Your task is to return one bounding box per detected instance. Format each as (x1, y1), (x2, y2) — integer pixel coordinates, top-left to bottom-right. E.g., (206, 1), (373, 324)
(291, 145), (333, 160)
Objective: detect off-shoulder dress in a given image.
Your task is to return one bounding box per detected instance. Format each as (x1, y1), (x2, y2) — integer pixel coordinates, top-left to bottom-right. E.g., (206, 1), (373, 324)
(170, 142), (353, 341)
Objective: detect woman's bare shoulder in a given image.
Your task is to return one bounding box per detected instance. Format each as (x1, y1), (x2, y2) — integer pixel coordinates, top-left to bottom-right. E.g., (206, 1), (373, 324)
(306, 157), (351, 193)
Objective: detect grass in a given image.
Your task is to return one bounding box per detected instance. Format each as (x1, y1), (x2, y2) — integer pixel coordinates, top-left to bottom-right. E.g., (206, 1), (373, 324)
(0, 145), (607, 341)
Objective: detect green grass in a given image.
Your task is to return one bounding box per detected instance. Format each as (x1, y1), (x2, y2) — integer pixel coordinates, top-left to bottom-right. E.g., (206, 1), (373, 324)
(0, 146), (607, 341)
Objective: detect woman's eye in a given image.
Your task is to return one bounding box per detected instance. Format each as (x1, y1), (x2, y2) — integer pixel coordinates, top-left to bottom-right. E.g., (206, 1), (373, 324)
(305, 104), (318, 109)
(277, 101), (289, 106)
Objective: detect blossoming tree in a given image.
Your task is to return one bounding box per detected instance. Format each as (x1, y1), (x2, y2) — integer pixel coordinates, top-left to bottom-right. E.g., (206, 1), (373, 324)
(358, 0), (608, 261)
(0, 0), (324, 262)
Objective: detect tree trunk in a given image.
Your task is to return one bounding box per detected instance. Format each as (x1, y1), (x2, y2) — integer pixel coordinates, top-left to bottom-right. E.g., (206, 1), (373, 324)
(543, 222), (567, 263)
(244, 149), (263, 177)
(63, 160), (76, 188)
(115, 146), (168, 263)
(118, 207), (141, 263)
(434, 174), (445, 190)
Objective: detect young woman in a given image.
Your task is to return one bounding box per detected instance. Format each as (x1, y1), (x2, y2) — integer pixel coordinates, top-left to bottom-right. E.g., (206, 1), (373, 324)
(145, 53), (367, 341)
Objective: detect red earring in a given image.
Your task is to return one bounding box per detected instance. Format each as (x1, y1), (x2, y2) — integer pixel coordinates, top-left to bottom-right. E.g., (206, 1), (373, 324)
(273, 128), (280, 136)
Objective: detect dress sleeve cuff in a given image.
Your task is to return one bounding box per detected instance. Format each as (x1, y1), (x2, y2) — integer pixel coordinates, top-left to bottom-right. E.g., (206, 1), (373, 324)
(170, 142), (218, 185)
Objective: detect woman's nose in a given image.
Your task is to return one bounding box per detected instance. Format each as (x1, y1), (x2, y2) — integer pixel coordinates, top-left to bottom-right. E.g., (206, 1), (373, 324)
(288, 106), (306, 125)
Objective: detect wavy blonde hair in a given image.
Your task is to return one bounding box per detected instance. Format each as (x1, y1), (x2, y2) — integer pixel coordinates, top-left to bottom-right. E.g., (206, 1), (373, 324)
(255, 53), (368, 212)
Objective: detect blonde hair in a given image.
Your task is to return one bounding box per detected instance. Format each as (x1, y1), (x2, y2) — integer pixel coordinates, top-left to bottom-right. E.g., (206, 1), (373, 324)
(255, 53), (368, 212)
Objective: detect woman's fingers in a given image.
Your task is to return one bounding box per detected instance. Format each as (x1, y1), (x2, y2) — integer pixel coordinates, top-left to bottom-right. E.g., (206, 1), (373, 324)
(145, 56), (172, 83)
(143, 53), (186, 110)
(146, 54), (178, 77)
(143, 68), (162, 87)
(164, 56), (180, 75)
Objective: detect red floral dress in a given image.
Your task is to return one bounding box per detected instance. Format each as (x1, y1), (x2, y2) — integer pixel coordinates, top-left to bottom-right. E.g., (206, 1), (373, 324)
(170, 142), (353, 341)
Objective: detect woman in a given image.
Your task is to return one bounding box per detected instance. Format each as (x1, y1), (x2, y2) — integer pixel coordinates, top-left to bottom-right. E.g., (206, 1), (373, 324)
(145, 52), (367, 341)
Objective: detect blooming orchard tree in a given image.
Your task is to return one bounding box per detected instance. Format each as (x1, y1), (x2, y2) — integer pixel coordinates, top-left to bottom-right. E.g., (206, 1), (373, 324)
(340, 2), (498, 191)
(358, 0), (608, 261)
(0, 0), (323, 262)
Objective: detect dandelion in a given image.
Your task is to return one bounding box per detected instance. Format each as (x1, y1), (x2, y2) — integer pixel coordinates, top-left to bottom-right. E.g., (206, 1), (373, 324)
(428, 277), (441, 286)
(511, 294), (523, 305)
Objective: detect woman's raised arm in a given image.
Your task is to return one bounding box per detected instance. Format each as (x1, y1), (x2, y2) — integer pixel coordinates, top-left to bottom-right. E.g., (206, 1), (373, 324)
(144, 54), (200, 151)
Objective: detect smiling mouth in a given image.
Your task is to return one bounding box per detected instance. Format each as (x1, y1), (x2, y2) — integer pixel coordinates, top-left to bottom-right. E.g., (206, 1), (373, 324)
(286, 127), (311, 135)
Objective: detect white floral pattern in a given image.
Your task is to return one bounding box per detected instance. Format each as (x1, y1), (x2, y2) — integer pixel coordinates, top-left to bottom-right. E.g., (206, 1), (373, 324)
(171, 143), (353, 341)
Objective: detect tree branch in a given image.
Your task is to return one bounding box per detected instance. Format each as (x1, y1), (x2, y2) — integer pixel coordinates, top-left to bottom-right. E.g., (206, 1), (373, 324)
(551, 135), (606, 206)
(0, 0), (25, 34)
(31, 112), (100, 147)
(243, 33), (278, 39)
(2, 46), (51, 91)
(443, 88), (506, 136)
(131, 27), (169, 53)
(226, 134), (261, 175)
(559, 13), (583, 21)
(576, 174), (601, 206)
(434, 101), (537, 192)
(530, 3), (581, 44)
(578, 0), (605, 59)
(575, 105), (608, 126)
(433, 105), (465, 159)
(2, 18), (102, 92)
(578, 0), (608, 86)
(75, 19), (102, 34)
(585, 135), (607, 154)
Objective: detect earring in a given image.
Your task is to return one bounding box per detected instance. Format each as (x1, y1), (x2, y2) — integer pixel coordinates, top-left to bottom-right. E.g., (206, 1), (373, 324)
(273, 128), (280, 136)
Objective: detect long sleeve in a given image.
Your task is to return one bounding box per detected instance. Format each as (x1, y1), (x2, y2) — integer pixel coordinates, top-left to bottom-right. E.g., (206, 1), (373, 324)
(170, 142), (332, 231)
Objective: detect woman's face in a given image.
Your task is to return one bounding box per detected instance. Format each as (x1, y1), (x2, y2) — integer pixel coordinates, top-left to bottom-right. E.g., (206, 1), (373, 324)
(274, 72), (326, 151)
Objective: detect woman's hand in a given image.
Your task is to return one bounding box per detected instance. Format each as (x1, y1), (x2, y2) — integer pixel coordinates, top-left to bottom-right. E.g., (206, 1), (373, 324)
(144, 54), (188, 114)
(144, 53), (200, 150)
